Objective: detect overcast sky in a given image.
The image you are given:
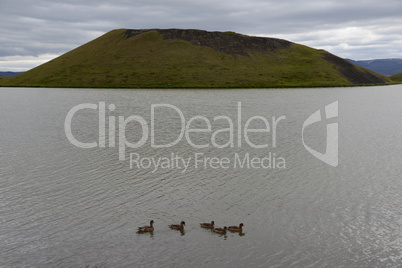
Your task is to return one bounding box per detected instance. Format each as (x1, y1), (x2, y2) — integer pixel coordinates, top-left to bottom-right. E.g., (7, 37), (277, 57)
(1, 0), (402, 71)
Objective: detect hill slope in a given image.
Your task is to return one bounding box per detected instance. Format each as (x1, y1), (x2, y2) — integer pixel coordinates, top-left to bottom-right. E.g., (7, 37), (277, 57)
(390, 73), (402, 82)
(0, 29), (388, 88)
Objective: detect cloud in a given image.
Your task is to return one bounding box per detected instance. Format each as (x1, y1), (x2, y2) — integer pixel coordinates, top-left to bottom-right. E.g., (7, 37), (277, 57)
(0, 54), (60, 72)
(1, 0), (402, 70)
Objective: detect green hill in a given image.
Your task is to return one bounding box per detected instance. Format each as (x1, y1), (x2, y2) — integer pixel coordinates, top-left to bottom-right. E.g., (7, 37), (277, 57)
(0, 28), (389, 88)
(390, 73), (402, 83)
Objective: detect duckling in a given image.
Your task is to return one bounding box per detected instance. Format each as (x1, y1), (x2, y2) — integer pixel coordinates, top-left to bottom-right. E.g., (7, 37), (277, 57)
(200, 221), (215, 229)
(137, 220), (154, 233)
(228, 223), (244, 232)
(212, 226), (227, 234)
(169, 221), (185, 230)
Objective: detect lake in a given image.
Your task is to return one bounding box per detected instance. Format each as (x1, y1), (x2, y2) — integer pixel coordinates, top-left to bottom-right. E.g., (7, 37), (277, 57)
(0, 86), (401, 267)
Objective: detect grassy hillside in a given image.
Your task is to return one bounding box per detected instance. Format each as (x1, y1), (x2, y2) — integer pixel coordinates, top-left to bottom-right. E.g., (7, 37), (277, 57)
(0, 29), (389, 88)
(390, 73), (402, 82)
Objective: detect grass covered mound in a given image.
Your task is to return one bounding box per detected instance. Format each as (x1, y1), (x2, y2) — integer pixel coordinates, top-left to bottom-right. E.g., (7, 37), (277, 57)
(390, 73), (402, 83)
(0, 29), (389, 88)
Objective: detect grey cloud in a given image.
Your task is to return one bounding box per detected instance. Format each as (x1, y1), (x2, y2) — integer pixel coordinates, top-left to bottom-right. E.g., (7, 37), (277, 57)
(1, 0), (402, 69)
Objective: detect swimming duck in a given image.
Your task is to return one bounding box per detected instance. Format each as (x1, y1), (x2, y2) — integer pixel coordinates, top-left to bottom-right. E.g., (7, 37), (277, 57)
(212, 226), (227, 234)
(169, 221), (185, 230)
(137, 220), (154, 233)
(228, 223), (244, 232)
(200, 221), (215, 229)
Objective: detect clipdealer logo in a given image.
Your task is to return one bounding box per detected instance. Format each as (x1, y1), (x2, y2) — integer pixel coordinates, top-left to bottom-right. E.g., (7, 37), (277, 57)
(302, 101), (338, 167)
(64, 101), (338, 170)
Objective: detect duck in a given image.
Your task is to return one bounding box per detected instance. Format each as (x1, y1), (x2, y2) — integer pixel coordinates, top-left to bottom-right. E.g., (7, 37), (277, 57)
(212, 226), (227, 234)
(169, 221), (185, 230)
(137, 220), (154, 233)
(200, 221), (215, 229)
(228, 223), (244, 232)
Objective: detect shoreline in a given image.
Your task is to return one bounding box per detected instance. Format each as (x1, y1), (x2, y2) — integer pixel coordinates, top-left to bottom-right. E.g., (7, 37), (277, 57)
(0, 82), (398, 89)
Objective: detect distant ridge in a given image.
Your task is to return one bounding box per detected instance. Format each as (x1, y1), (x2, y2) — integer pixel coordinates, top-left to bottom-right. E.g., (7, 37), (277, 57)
(347, 58), (402, 76)
(0, 28), (389, 88)
(0, 71), (23, 78)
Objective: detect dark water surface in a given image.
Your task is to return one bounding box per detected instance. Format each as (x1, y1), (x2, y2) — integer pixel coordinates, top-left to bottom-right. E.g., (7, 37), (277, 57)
(0, 86), (401, 267)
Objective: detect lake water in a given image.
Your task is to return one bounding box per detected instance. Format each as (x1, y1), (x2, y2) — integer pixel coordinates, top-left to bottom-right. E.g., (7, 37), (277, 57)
(0, 86), (401, 267)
